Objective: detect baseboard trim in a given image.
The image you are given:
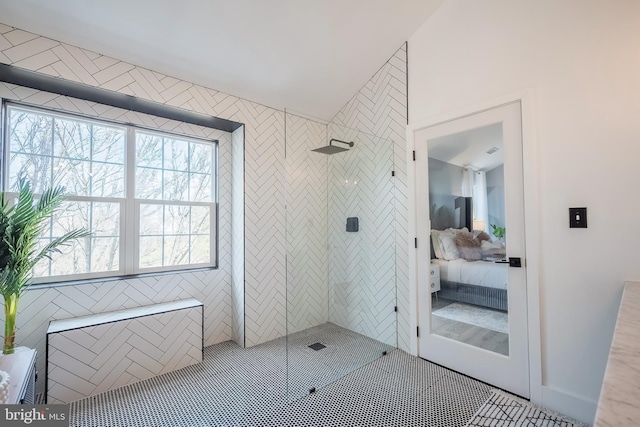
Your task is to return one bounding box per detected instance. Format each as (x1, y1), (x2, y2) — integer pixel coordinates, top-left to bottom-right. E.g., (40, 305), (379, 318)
(541, 385), (597, 425)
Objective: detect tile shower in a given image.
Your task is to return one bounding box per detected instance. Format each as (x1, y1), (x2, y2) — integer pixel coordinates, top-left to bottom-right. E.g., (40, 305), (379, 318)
(285, 112), (397, 400)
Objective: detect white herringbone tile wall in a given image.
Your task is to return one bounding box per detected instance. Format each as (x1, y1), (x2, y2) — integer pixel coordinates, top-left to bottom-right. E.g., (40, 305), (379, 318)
(0, 22), (285, 354)
(241, 107), (286, 347)
(47, 303), (203, 404)
(285, 113), (328, 334)
(330, 44), (409, 351)
(327, 125), (396, 346)
(0, 82), (233, 395)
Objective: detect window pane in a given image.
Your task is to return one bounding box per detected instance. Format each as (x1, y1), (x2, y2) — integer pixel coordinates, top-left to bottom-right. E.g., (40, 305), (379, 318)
(164, 138), (189, 171)
(136, 167), (162, 199)
(9, 153), (51, 194)
(51, 238), (90, 276)
(163, 170), (189, 201)
(164, 236), (189, 266)
(52, 201), (89, 238)
(189, 142), (213, 174)
(190, 235), (210, 264)
(190, 173), (212, 202)
(138, 203), (213, 270)
(92, 203), (120, 237)
(8, 109), (52, 156)
(92, 125), (125, 163)
(136, 133), (163, 168)
(191, 206), (210, 235)
(91, 237), (119, 272)
(52, 158), (91, 196)
(140, 204), (163, 235)
(140, 236), (162, 268)
(53, 118), (90, 160)
(34, 200), (121, 278)
(91, 162), (124, 198)
(7, 108), (126, 203)
(165, 205), (190, 235)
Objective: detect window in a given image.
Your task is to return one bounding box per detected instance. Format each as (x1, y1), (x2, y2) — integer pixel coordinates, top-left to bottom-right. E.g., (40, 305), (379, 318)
(2, 103), (217, 283)
(134, 131), (215, 269)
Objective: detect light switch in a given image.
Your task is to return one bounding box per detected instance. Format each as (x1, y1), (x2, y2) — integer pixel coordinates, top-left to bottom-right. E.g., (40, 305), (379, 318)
(569, 207), (587, 228)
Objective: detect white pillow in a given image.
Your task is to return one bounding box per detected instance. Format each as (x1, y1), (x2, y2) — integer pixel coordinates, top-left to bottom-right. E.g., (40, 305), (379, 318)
(446, 227), (469, 235)
(438, 233), (460, 260)
(431, 229), (444, 259)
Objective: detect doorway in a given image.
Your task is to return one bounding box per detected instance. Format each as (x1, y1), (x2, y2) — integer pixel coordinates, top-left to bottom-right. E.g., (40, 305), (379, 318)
(413, 102), (530, 397)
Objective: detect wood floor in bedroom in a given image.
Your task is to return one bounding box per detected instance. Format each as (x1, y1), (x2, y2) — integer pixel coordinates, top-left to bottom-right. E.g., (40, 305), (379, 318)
(431, 296), (510, 355)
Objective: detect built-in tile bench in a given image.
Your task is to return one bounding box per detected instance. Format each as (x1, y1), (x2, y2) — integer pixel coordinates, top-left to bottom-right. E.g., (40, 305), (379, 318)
(46, 298), (203, 404)
(594, 281), (640, 426)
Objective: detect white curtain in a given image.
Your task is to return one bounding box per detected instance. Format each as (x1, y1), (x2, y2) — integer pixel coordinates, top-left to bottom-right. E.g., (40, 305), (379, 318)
(461, 168), (474, 197)
(473, 171), (488, 232)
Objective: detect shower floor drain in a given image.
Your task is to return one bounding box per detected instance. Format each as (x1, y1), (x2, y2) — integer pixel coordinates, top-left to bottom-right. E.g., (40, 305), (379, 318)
(308, 343), (326, 351)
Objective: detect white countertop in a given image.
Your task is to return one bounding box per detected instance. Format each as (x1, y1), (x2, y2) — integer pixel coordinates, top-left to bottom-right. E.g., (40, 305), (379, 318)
(594, 281), (640, 426)
(47, 298), (203, 333)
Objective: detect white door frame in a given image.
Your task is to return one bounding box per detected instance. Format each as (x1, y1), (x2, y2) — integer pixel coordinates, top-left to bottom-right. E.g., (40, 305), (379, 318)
(405, 88), (542, 403)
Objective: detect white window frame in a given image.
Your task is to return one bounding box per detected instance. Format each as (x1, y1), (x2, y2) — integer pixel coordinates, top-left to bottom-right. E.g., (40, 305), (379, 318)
(1, 101), (219, 285)
(132, 200), (217, 274)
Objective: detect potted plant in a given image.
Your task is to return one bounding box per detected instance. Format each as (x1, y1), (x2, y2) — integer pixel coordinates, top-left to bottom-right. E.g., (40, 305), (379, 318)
(0, 179), (89, 355)
(490, 224), (506, 242)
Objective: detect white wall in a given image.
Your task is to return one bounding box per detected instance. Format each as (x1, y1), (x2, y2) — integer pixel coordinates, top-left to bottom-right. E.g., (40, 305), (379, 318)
(428, 158), (464, 199)
(408, 0), (640, 422)
(428, 157), (464, 231)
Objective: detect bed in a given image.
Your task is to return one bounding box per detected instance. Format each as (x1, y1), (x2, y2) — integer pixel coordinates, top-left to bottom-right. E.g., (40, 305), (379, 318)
(429, 196), (509, 311)
(431, 258), (508, 311)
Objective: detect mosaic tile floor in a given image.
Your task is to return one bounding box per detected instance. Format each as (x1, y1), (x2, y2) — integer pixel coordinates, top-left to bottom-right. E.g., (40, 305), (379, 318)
(70, 323), (492, 426)
(465, 390), (589, 427)
(285, 323), (395, 401)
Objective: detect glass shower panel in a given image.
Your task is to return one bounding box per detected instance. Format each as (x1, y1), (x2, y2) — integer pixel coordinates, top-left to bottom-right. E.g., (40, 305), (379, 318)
(285, 112), (396, 402)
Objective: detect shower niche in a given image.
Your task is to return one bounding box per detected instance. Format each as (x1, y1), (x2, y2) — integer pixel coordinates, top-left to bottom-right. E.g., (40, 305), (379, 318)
(284, 112), (397, 402)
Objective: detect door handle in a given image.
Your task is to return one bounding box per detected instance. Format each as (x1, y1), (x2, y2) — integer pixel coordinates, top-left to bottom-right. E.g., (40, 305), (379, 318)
(509, 257), (522, 268)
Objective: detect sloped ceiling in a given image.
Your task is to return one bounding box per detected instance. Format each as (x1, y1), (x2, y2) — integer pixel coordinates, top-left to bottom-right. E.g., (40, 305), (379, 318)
(0, 0), (443, 120)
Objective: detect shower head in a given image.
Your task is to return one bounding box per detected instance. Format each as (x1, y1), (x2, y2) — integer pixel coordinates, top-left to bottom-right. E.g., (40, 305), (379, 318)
(312, 145), (349, 154)
(311, 139), (354, 155)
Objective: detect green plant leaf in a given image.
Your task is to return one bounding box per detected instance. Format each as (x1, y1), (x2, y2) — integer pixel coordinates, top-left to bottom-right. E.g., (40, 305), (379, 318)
(490, 224), (506, 239)
(1, 179), (91, 352)
(0, 179), (91, 301)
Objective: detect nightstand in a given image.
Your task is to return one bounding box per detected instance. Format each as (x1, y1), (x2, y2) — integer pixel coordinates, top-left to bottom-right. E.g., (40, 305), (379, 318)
(429, 263), (441, 293)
